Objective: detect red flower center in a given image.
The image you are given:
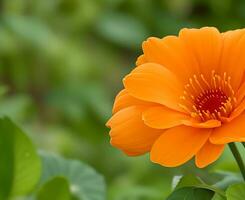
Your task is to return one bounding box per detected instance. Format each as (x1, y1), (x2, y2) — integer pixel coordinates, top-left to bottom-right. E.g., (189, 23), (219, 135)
(195, 89), (228, 114)
(179, 71), (237, 122)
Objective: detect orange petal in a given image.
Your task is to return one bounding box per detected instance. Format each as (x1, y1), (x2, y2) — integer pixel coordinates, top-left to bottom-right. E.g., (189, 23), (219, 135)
(218, 29), (245, 91)
(220, 98), (245, 123)
(143, 106), (221, 129)
(182, 119), (221, 128)
(106, 106), (162, 156)
(150, 126), (211, 167)
(231, 99), (245, 119)
(136, 55), (147, 66)
(123, 63), (184, 112)
(210, 114), (245, 144)
(236, 81), (245, 104)
(179, 27), (222, 79)
(195, 140), (225, 168)
(112, 89), (155, 114)
(142, 36), (199, 83)
(143, 106), (189, 129)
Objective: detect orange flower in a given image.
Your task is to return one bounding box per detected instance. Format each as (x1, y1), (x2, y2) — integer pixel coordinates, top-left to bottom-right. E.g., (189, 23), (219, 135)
(106, 27), (245, 168)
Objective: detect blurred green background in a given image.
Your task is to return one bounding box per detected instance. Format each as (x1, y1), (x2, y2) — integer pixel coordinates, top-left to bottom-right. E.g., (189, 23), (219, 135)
(0, 0), (244, 199)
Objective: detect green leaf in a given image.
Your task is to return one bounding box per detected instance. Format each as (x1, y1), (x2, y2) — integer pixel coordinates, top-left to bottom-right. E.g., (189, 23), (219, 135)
(39, 152), (106, 200)
(0, 117), (41, 197)
(174, 175), (226, 197)
(174, 174), (203, 190)
(167, 187), (214, 200)
(37, 177), (71, 200)
(11, 117), (42, 196)
(0, 118), (14, 200)
(212, 193), (227, 200)
(226, 183), (245, 200)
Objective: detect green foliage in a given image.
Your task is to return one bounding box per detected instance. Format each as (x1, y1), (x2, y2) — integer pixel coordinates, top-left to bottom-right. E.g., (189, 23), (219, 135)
(175, 175), (226, 196)
(0, 117), (41, 198)
(213, 172), (242, 190)
(168, 174), (245, 200)
(37, 177), (71, 200)
(212, 194), (227, 200)
(226, 183), (245, 200)
(39, 152), (106, 200)
(96, 12), (149, 49)
(167, 187), (214, 200)
(0, 116), (105, 200)
(0, 118), (14, 200)
(11, 118), (42, 196)
(174, 174), (204, 190)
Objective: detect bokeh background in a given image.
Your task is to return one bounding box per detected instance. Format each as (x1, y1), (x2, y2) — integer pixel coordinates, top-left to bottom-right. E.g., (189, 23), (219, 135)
(0, 0), (244, 199)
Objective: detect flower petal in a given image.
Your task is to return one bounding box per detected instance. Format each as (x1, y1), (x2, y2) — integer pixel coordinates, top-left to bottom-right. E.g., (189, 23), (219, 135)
(142, 106), (221, 129)
(123, 63), (184, 112)
(136, 55), (147, 66)
(142, 36), (199, 83)
(143, 106), (189, 129)
(179, 27), (222, 79)
(106, 106), (162, 156)
(219, 29), (245, 91)
(220, 97), (245, 123)
(195, 140), (225, 168)
(236, 81), (245, 104)
(210, 114), (245, 144)
(112, 89), (155, 114)
(182, 119), (221, 128)
(222, 98), (245, 122)
(150, 126), (211, 167)
(182, 118), (221, 128)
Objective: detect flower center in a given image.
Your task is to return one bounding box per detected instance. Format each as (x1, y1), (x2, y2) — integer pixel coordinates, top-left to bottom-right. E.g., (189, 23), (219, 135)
(179, 71), (237, 122)
(195, 89), (228, 113)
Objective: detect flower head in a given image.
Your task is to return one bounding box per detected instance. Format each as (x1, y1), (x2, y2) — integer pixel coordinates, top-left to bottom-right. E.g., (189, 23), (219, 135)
(106, 27), (245, 168)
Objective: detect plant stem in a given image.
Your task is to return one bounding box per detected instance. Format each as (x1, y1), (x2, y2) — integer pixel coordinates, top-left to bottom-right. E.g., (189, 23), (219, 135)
(242, 142), (245, 149)
(229, 143), (245, 181)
